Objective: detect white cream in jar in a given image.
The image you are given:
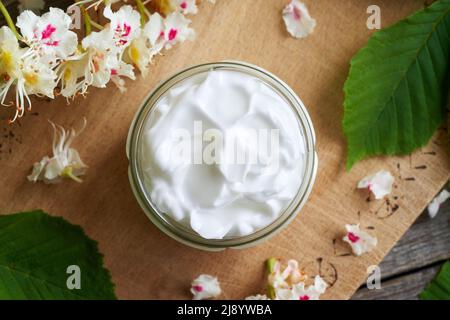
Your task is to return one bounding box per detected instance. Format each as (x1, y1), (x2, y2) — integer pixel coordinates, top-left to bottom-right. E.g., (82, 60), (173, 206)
(140, 70), (306, 239)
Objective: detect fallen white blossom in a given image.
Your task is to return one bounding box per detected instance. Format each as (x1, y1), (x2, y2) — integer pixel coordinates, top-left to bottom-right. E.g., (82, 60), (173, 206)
(428, 189), (450, 218)
(28, 119), (87, 184)
(343, 224), (377, 256)
(190, 274), (221, 300)
(357, 170), (394, 200)
(282, 0), (316, 39)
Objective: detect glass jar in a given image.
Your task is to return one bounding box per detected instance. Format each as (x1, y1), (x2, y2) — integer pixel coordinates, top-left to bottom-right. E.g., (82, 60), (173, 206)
(126, 61), (318, 251)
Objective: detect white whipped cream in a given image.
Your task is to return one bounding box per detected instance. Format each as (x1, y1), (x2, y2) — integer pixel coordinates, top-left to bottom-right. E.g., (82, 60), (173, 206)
(140, 70), (306, 239)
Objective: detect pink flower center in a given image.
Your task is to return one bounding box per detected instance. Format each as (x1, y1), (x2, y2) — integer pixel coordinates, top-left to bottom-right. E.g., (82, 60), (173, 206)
(293, 7), (302, 20)
(115, 23), (132, 45)
(41, 24), (56, 40)
(192, 285), (203, 292)
(168, 28), (178, 41)
(111, 69), (118, 76)
(44, 40), (59, 47)
(299, 295), (310, 300)
(348, 232), (360, 243)
(122, 24), (131, 37)
(180, 1), (187, 9)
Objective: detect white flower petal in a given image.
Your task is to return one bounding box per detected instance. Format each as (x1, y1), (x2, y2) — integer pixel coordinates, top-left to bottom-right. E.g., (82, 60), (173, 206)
(111, 61), (135, 92)
(172, 0), (198, 15)
(428, 189), (450, 218)
(57, 52), (91, 98)
(27, 156), (50, 182)
(268, 258), (308, 291)
(144, 13), (165, 47)
(104, 5), (141, 49)
(343, 224), (377, 256)
(126, 35), (152, 77)
(82, 28), (119, 89)
(22, 56), (57, 98)
(17, 7), (78, 64)
(190, 274), (221, 300)
(16, 10), (39, 40)
(163, 12), (195, 49)
(275, 275), (327, 300)
(282, 0), (316, 39)
(0, 26), (23, 109)
(275, 288), (295, 300)
(357, 170), (394, 200)
(28, 119), (87, 184)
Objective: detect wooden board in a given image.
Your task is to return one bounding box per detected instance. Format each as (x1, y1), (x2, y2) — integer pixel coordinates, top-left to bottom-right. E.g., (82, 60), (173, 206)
(353, 205), (450, 300)
(0, 0), (449, 300)
(370, 201), (450, 280)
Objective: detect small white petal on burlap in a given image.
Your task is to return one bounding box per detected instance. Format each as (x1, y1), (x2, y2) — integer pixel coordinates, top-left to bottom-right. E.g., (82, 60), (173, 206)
(428, 189), (450, 218)
(343, 224), (378, 256)
(28, 119), (88, 184)
(190, 274), (222, 300)
(275, 275), (327, 300)
(282, 0), (316, 39)
(357, 170), (394, 200)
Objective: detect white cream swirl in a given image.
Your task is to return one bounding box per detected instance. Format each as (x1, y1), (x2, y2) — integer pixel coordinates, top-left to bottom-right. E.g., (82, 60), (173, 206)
(140, 70), (306, 239)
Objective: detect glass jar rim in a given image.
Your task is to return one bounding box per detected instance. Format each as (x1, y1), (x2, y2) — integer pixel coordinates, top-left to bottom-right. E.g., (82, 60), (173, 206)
(127, 61), (318, 251)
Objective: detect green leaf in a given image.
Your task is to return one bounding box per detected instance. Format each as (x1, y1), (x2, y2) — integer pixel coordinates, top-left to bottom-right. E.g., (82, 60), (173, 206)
(343, 0), (450, 169)
(0, 210), (116, 300)
(420, 261), (450, 300)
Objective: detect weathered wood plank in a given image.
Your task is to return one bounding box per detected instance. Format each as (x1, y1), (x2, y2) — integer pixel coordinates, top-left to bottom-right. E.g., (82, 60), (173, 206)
(352, 265), (441, 300)
(352, 188), (450, 300)
(377, 201), (450, 280)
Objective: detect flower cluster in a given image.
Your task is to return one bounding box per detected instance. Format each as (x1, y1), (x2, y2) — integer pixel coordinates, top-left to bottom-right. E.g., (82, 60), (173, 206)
(246, 258), (328, 300)
(0, 0), (206, 123)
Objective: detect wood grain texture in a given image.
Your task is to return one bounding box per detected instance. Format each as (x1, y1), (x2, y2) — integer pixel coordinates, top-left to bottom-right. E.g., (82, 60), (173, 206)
(0, 0), (449, 300)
